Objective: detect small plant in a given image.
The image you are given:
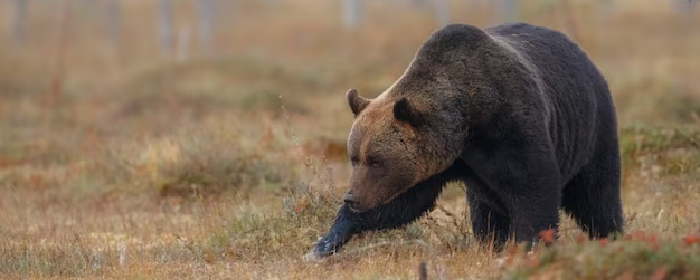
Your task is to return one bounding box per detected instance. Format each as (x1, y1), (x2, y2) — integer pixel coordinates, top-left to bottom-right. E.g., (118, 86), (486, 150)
(500, 231), (700, 280)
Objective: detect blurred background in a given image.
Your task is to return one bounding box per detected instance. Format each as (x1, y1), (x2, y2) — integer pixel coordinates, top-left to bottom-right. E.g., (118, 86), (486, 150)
(0, 0), (699, 278)
(3, 0), (698, 198)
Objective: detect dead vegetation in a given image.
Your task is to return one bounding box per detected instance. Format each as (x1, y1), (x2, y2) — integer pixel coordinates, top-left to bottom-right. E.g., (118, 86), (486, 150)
(0, 0), (699, 279)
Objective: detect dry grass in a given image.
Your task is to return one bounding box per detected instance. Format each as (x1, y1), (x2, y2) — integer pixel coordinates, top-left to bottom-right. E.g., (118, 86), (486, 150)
(0, 0), (699, 279)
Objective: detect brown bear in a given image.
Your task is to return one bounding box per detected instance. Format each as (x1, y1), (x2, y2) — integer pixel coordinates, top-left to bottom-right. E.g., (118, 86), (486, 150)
(307, 22), (624, 260)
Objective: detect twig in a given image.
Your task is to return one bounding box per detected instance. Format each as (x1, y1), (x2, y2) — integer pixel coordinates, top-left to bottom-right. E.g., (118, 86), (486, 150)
(418, 261), (428, 280)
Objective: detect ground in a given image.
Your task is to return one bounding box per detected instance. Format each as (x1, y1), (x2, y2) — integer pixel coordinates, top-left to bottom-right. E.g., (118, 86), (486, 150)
(0, 0), (699, 279)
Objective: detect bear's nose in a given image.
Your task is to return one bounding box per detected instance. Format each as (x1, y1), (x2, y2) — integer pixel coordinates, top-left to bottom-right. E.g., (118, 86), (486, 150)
(343, 192), (358, 206)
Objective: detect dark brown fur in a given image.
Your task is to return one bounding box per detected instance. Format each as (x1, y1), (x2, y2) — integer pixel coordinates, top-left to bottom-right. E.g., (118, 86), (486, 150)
(308, 22), (624, 260)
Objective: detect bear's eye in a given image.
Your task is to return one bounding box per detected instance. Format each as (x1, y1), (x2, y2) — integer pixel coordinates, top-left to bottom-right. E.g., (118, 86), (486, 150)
(350, 156), (360, 166)
(366, 156), (382, 167)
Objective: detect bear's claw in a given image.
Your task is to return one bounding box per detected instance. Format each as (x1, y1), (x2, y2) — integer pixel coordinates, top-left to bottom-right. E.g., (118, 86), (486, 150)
(304, 250), (323, 263)
(304, 235), (340, 262)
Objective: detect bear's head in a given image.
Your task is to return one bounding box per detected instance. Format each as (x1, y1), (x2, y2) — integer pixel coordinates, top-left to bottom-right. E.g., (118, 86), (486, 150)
(342, 88), (447, 213)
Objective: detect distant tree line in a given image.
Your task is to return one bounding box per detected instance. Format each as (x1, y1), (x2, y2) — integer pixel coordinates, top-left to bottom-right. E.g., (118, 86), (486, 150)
(6, 0), (698, 61)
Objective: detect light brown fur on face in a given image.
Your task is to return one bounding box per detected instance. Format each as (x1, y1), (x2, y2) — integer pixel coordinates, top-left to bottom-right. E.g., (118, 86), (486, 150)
(344, 90), (428, 213)
(356, 97), (393, 161)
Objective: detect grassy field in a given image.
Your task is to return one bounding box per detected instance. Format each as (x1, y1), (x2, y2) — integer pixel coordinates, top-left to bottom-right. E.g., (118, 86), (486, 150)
(1, 0), (699, 279)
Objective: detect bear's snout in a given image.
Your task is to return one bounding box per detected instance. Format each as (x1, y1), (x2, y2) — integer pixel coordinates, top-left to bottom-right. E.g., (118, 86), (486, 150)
(343, 192), (360, 210)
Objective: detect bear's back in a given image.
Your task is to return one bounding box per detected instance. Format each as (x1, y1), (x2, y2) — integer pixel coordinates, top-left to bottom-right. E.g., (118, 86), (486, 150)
(484, 22), (609, 102)
(484, 23), (615, 182)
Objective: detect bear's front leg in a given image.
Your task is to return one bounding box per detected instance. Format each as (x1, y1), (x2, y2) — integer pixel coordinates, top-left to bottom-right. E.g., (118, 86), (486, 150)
(307, 181), (444, 261)
(508, 188), (561, 245)
(307, 204), (356, 260)
(465, 137), (562, 247)
(499, 154), (561, 245)
(307, 162), (466, 261)
(464, 175), (512, 249)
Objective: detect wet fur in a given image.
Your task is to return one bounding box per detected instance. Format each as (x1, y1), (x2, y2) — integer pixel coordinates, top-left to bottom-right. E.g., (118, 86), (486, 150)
(309, 22), (624, 259)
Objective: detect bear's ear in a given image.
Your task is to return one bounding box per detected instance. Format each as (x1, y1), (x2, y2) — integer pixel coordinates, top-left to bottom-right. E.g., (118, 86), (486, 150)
(394, 97), (424, 127)
(347, 89), (371, 117)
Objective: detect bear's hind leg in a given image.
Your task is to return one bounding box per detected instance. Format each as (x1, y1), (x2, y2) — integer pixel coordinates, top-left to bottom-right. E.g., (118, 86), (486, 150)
(561, 142), (624, 239)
